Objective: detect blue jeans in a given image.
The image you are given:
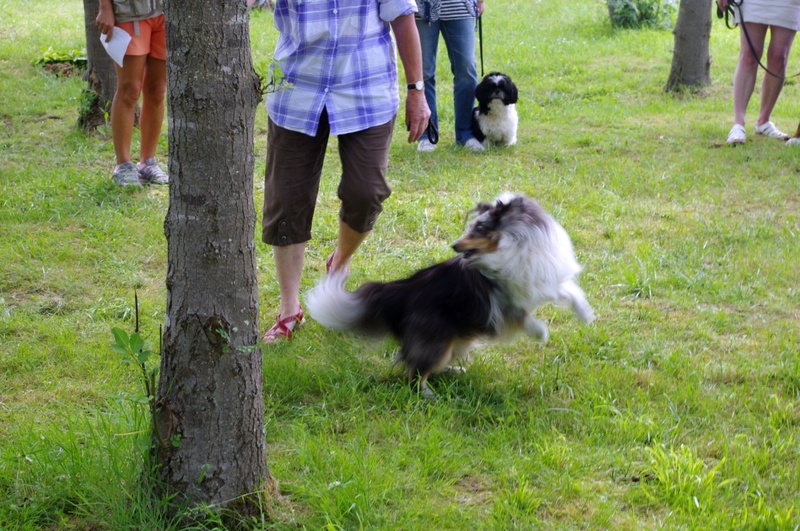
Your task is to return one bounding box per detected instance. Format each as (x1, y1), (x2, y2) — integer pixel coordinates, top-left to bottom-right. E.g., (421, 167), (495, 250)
(416, 17), (478, 146)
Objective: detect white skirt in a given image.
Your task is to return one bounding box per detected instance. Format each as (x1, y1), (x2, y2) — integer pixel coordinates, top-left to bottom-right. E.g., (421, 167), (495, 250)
(733, 0), (800, 31)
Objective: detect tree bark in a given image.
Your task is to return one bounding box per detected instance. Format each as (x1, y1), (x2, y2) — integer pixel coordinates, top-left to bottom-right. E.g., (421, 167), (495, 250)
(665, 0), (713, 91)
(80, 0), (117, 130)
(156, 0), (267, 514)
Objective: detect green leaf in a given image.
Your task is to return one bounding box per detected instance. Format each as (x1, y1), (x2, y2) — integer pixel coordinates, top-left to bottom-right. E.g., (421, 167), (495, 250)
(110, 345), (131, 356)
(137, 349), (151, 365)
(111, 327), (130, 347)
(129, 333), (144, 354)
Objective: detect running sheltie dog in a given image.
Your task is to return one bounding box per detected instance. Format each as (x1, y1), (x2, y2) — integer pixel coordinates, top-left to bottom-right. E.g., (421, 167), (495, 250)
(471, 72), (519, 147)
(306, 193), (594, 396)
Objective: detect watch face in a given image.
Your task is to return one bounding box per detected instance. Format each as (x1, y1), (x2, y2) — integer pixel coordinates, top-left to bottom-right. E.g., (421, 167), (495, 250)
(409, 81), (424, 90)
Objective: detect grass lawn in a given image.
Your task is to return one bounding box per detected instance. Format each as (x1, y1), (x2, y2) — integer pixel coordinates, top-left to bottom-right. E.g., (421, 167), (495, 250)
(1, 0), (799, 529)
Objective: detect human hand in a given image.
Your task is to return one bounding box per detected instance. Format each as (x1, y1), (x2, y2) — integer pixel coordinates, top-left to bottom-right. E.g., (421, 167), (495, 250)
(96, 7), (116, 42)
(477, 0), (485, 16)
(717, 0), (728, 11)
(405, 91), (431, 143)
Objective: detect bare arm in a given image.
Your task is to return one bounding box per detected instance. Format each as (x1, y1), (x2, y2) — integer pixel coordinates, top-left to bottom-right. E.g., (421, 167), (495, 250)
(96, 0), (116, 41)
(390, 13), (431, 143)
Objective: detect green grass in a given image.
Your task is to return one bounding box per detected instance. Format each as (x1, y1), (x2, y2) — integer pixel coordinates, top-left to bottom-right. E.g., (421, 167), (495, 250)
(2, 0), (800, 528)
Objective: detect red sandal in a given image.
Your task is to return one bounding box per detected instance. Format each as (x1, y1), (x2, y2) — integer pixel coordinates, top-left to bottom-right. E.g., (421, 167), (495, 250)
(262, 308), (305, 344)
(326, 251), (350, 275)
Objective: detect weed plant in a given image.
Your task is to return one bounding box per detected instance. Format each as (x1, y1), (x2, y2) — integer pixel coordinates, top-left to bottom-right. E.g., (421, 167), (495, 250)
(1, 0), (799, 529)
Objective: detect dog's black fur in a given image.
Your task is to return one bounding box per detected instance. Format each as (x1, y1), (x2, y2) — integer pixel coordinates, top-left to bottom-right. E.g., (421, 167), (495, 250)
(306, 194), (594, 396)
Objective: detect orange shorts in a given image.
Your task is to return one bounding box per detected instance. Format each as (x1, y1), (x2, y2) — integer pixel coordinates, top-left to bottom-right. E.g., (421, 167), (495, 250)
(117, 15), (166, 60)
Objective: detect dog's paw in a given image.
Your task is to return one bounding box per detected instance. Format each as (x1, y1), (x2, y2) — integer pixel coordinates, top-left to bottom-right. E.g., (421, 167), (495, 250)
(524, 317), (549, 342)
(420, 382), (437, 400)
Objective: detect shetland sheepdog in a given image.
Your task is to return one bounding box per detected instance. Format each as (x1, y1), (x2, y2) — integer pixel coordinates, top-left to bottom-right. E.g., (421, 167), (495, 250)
(471, 72), (519, 148)
(306, 193), (594, 397)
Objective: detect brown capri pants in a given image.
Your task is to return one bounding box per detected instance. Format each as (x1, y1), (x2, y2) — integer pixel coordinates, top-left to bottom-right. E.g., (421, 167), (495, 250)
(262, 110), (396, 246)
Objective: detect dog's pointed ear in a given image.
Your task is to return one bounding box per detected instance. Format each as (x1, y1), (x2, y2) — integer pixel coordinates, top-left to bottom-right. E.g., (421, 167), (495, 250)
(492, 199), (513, 219)
(474, 201), (492, 214)
(465, 201), (491, 227)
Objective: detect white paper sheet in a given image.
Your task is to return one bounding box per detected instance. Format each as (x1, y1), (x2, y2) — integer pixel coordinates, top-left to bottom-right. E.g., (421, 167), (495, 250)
(100, 28), (131, 68)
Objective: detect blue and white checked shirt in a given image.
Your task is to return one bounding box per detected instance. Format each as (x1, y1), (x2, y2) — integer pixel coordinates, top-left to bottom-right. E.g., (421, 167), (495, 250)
(266, 0), (417, 136)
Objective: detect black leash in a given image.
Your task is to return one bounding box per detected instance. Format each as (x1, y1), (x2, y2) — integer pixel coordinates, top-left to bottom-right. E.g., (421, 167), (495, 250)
(717, 0), (798, 81)
(477, 15), (484, 78)
(425, 120), (439, 145)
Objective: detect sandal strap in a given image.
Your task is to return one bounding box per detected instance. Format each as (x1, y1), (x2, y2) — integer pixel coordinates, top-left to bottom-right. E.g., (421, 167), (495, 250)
(263, 308), (304, 342)
(326, 251), (351, 275)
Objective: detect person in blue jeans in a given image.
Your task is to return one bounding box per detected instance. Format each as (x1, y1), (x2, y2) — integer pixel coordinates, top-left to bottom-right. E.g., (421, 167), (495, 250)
(415, 0), (485, 152)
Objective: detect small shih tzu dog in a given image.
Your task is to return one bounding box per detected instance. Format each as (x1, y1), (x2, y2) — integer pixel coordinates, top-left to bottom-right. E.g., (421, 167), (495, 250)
(471, 72), (519, 148)
(306, 193), (594, 397)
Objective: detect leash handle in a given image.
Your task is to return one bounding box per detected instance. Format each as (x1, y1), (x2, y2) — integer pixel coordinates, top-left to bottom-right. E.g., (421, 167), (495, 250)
(425, 120), (439, 145)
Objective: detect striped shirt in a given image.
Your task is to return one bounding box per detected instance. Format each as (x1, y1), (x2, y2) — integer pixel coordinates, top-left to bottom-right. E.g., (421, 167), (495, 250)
(267, 0), (417, 137)
(439, 0), (472, 20)
(415, 0), (476, 22)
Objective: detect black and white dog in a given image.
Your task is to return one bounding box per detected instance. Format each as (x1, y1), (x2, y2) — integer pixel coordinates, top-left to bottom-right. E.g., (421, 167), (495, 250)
(306, 193), (594, 396)
(471, 72), (519, 148)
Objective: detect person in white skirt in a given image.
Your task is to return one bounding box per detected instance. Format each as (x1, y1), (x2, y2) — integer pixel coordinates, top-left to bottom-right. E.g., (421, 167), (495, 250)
(718, 0), (800, 144)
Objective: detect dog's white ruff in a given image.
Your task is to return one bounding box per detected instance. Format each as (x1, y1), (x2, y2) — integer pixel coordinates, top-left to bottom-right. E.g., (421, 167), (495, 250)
(476, 100), (518, 147)
(466, 193), (594, 339)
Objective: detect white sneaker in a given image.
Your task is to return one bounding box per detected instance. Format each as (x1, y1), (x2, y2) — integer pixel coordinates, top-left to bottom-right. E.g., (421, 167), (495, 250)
(417, 138), (437, 152)
(786, 137), (800, 146)
(726, 124), (746, 145)
(464, 138), (485, 152)
(754, 121), (789, 140)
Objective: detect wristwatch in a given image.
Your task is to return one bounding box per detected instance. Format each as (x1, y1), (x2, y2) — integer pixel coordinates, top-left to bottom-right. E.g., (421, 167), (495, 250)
(407, 81), (424, 91)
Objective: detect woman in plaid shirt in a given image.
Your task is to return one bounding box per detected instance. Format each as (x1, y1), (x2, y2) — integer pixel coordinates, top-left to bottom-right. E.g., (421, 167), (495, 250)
(259, 0), (431, 343)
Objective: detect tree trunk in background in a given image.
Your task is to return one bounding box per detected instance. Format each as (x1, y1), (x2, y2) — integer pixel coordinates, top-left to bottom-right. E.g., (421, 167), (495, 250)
(665, 0), (713, 91)
(80, 0), (116, 130)
(156, 0), (267, 514)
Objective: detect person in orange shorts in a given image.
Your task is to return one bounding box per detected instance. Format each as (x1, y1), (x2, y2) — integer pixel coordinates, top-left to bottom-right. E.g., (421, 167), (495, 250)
(96, 0), (169, 187)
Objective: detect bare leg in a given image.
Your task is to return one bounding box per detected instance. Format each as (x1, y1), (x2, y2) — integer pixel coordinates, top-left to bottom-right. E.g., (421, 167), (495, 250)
(328, 220), (368, 273)
(732, 23), (768, 127)
(756, 25), (796, 127)
(138, 56), (166, 161)
(273, 243), (305, 320)
(110, 55), (147, 165)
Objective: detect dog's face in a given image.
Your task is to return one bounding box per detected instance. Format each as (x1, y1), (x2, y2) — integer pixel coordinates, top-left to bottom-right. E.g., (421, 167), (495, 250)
(451, 201), (506, 259)
(452, 194), (548, 261)
(475, 72), (518, 106)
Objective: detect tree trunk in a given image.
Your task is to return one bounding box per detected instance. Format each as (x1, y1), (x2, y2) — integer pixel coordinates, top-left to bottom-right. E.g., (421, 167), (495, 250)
(665, 0), (713, 91)
(80, 0), (116, 130)
(156, 0), (267, 514)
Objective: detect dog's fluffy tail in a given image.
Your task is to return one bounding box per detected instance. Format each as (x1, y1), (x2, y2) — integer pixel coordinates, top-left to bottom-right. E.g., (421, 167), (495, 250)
(305, 271), (368, 331)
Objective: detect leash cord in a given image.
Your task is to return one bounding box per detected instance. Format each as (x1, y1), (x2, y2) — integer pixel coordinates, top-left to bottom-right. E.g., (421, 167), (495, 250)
(477, 15), (484, 78)
(718, 0), (798, 81)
